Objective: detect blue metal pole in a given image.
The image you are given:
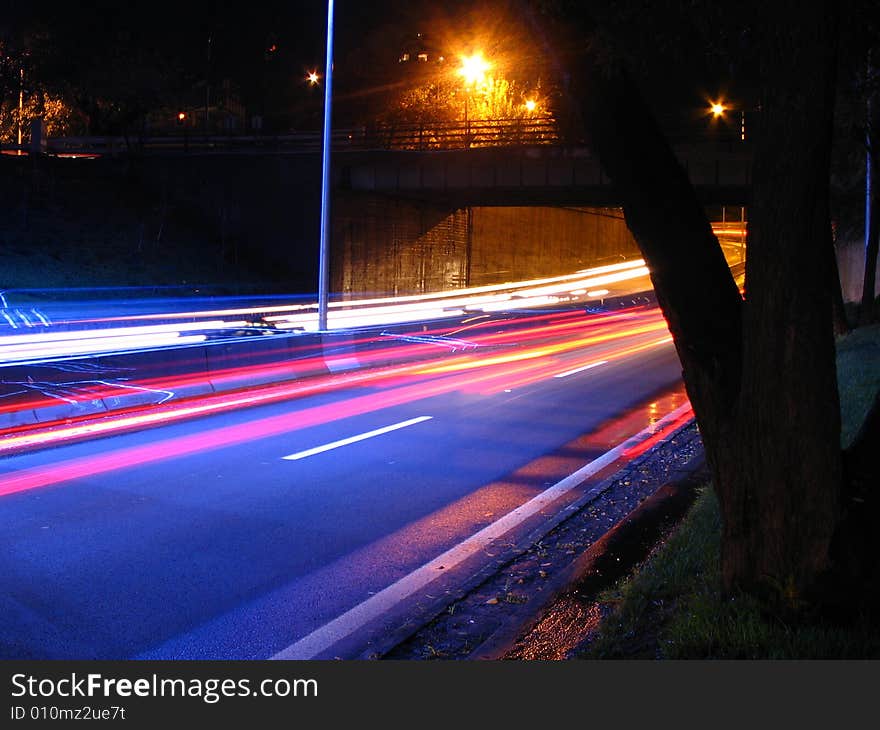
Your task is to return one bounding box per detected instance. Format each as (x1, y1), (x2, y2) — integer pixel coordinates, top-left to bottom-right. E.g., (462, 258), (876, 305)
(867, 95), (873, 264)
(318, 0), (335, 331)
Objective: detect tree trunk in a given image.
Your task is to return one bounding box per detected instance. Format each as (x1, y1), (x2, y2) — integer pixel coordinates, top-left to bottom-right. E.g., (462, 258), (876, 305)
(733, 1), (842, 609)
(575, 55), (744, 470)
(570, 1), (847, 612)
(836, 389), (880, 612)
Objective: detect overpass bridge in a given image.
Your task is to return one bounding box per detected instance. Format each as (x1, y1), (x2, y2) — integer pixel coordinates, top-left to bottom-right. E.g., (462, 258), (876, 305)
(34, 123), (749, 296)
(45, 119), (751, 207)
(335, 142), (750, 207)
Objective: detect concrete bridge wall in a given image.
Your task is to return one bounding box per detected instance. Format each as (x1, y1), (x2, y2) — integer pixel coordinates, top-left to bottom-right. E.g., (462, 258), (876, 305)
(469, 206), (639, 284)
(331, 192), (640, 297)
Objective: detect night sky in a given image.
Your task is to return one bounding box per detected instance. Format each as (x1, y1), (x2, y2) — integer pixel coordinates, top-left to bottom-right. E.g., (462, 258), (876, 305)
(0, 1), (754, 137)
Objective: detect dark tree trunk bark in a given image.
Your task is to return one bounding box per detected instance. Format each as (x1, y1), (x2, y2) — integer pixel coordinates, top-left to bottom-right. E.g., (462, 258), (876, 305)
(734, 2), (842, 608)
(574, 50), (744, 474)
(836, 390), (880, 611)
(568, 1), (849, 612)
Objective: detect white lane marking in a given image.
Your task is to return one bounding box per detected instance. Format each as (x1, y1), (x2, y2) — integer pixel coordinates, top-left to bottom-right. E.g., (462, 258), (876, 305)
(281, 416), (434, 461)
(271, 400), (693, 659)
(553, 359), (608, 378)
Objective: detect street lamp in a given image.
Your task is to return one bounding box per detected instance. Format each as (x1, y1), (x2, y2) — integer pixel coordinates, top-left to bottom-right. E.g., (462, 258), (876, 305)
(457, 53), (490, 146)
(458, 52), (490, 86)
(709, 99), (747, 141)
(17, 67), (24, 149)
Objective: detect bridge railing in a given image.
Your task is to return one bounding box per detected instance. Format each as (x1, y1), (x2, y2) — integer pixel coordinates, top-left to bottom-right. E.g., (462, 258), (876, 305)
(42, 113), (753, 157)
(364, 117), (560, 150)
(44, 117), (562, 157)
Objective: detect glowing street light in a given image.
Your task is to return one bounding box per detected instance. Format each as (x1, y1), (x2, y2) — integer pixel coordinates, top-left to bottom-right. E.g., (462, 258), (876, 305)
(457, 52), (491, 145)
(457, 52), (490, 86)
(709, 98), (747, 141)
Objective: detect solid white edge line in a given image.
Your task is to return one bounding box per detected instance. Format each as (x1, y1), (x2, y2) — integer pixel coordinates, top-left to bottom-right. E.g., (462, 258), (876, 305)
(270, 400), (694, 660)
(281, 416), (434, 461)
(554, 359), (609, 378)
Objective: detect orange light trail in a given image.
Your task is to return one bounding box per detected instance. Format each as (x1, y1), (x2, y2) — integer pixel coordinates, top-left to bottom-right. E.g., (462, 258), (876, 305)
(0, 304), (676, 461)
(621, 405), (695, 459)
(412, 318), (669, 375)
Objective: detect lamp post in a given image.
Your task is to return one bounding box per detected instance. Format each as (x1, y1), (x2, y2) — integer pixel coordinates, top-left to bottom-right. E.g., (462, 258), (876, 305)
(463, 88), (469, 145)
(317, 0), (335, 331)
(17, 66), (24, 149)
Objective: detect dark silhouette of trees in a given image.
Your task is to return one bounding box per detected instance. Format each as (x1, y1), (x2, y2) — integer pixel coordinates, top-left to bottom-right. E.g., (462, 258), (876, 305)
(540, 0), (879, 617)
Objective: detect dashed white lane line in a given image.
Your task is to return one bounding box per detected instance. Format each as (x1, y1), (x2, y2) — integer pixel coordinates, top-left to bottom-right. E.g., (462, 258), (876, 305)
(271, 400), (693, 660)
(553, 359), (608, 378)
(281, 416), (434, 461)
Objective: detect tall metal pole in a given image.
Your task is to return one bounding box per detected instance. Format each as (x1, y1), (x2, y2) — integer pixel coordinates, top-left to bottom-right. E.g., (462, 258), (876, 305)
(867, 98), (873, 264)
(17, 67), (24, 148)
(317, 0), (335, 331)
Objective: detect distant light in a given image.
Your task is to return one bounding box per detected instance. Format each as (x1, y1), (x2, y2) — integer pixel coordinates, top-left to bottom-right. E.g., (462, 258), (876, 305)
(307, 71), (320, 85)
(710, 102), (726, 118)
(458, 53), (490, 86)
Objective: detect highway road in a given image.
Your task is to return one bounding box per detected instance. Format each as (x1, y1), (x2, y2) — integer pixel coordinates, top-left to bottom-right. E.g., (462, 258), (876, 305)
(0, 302), (688, 659)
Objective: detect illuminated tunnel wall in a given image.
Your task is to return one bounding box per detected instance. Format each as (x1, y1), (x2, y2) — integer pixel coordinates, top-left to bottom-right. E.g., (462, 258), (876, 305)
(331, 193), (641, 298)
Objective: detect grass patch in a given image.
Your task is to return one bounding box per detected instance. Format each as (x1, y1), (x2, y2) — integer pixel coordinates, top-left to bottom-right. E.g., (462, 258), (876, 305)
(579, 488), (880, 659)
(578, 324), (880, 659)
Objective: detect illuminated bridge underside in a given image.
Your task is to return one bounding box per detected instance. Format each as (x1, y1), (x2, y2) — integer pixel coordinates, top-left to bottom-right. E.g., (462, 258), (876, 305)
(337, 142), (751, 206)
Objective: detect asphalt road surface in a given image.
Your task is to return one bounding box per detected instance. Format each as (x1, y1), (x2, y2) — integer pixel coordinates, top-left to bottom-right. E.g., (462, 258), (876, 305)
(0, 306), (685, 659)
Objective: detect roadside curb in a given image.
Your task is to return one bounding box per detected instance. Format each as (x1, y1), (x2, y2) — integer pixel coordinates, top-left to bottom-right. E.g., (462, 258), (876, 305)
(472, 452), (708, 660)
(378, 416), (707, 660)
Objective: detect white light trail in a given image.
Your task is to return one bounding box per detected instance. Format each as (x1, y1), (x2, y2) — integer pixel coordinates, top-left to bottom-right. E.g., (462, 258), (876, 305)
(0, 259), (652, 362)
